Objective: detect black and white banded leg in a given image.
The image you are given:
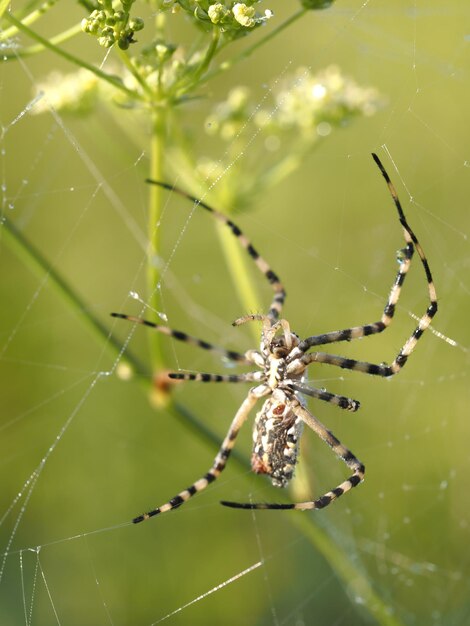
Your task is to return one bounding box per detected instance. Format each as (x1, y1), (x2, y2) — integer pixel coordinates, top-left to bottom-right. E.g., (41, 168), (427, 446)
(133, 391), (260, 523)
(289, 153), (437, 379)
(169, 371), (361, 411)
(146, 180), (286, 322)
(110, 312), (249, 364)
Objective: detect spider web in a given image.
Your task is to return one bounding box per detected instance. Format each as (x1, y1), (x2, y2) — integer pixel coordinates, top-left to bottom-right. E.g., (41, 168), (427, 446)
(1, 2), (469, 625)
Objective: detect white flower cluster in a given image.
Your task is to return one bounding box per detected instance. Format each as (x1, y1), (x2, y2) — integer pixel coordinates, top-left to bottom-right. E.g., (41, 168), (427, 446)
(29, 69), (99, 116)
(198, 66), (383, 209)
(206, 66), (383, 143)
(270, 66), (382, 133)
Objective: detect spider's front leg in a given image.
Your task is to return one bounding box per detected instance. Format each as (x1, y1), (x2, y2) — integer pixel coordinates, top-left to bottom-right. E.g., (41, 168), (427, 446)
(146, 180), (287, 322)
(288, 153), (437, 379)
(132, 390), (260, 523)
(110, 312), (249, 364)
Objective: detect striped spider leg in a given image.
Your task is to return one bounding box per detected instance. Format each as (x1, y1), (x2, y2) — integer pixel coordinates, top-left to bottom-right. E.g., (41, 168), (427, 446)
(112, 153), (437, 521)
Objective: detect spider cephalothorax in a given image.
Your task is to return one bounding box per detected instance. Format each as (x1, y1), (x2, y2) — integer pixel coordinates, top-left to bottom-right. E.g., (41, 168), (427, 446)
(112, 153), (437, 523)
(253, 318), (301, 383)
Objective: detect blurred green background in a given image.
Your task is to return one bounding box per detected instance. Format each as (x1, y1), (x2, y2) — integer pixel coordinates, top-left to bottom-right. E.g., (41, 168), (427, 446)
(1, 2), (469, 625)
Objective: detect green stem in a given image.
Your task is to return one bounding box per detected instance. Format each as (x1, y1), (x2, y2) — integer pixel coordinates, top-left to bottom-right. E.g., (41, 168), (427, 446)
(203, 8), (307, 85)
(293, 514), (403, 626)
(4, 12), (140, 101)
(146, 110), (167, 372)
(1, 217), (147, 377)
(117, 47), (154, 100)
(257, 153), (304, 192)
(216, 222), (262, 344)
(0, 22), (83, 59)
(169, 401), (247, 469)
(181, 27), (220, 94)
(1, 215), (230, 442)
(0, 0), (59, 40)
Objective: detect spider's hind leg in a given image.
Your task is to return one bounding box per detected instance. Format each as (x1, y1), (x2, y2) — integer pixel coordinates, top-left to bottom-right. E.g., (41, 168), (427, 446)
(221, 400), (365, 511)
(133, 391), (259, 523)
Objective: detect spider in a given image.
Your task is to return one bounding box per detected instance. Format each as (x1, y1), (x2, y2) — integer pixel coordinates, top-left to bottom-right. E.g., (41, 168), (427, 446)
(112, 153), (437, 523)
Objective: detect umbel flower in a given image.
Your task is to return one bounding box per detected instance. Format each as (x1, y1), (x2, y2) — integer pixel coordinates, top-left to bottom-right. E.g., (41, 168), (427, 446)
(30, 62), (382, 213)
(29, 69), (100, 116)
(199, 66), (384, 210)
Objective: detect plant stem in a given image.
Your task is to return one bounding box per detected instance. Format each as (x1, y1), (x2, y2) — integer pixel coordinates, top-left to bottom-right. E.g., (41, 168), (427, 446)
(203, 8), (307, 86)
(181, 27), (220, 95)
(216, 221), (263, 344)
(1, 217), (147, 377)
(293, 514), (404, 626)
(4, 12), (140, 101)
(1, 22), (83, 59)
(146, 109), (166, 372)
(0, 0), (60, 40)
(117, 47), (154, 100)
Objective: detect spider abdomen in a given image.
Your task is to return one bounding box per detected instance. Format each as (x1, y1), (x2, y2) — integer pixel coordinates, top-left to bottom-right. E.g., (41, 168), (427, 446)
(251, 397), (304, 488)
